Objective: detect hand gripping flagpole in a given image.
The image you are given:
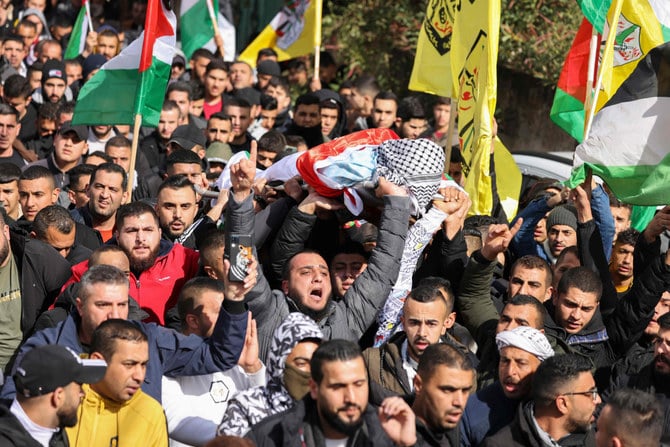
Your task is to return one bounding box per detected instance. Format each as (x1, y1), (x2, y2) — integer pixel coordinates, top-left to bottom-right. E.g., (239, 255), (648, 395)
(206, 0), (226, 58)
(126, 114), (143, 196)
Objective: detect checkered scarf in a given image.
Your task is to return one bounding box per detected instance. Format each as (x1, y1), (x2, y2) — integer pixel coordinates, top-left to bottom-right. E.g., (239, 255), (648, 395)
(375, 138), (446, 215)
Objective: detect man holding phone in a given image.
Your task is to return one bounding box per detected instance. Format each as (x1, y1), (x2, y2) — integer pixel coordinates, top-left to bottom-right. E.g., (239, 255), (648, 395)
(224, 141), (412, 363)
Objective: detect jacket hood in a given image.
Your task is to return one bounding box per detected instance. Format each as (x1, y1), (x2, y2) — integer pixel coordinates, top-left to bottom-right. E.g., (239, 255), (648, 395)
(313, 89), (347, 139)
(267, 312), (323, 382)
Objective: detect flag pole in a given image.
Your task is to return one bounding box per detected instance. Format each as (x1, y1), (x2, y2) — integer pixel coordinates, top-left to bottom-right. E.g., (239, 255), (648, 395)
(584, 0), (624, 140)
(583, 26), (598, 139)
(313, 0), (323, 80)
(206, 0), (225, 58)
(444, 96), (458, 172)
(126, 113), (143, 197)
(84, 0), (94, 31)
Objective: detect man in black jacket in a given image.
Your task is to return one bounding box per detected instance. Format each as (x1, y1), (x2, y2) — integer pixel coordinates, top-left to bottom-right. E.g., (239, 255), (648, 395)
(0, 344), (106, 447)
(248, 339), (416, 447)
(413, 343), (476, 447)
(606, 312), (670, 443)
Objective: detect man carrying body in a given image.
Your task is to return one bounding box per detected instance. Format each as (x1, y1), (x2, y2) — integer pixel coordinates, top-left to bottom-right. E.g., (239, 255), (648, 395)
(228, 144), (411, 363)
(284, 93), (324, 149)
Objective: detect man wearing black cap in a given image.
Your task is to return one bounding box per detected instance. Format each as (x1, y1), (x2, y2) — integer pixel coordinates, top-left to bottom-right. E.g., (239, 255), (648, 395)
(31, 59), (73, 106)
(167, 123), (207, 160)
(0, 344), (106, 447)
(25, 121), (88, 193)
(256, 59), (281, 91)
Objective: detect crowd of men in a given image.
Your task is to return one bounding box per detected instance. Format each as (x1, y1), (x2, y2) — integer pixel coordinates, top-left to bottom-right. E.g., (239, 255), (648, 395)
(0, 1), (666, 446)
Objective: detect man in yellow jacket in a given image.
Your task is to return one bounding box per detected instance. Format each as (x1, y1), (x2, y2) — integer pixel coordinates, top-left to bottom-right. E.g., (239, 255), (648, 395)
(66, 319), (168, 446)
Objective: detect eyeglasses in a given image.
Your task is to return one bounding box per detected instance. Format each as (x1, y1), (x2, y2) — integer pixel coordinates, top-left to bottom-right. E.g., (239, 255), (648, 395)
(563, 388), (599, 401)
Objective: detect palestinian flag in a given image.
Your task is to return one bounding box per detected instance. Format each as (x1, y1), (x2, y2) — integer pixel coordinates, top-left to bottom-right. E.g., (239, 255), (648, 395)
(64, 0), (90, 59)
(550, 19), (594, 142)
(567, 41), (670, 205)
(577, 0), (611, 31)
(551, 0), (670, 142)
(72, 0), (176, 127)
(180, 0), (236, 61)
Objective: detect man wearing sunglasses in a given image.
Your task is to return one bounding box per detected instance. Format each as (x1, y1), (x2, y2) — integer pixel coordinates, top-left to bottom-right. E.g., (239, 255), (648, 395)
(481, 354), (599, 446)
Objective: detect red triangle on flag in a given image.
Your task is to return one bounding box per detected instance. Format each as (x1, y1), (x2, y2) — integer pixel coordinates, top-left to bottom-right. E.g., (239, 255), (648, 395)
(140, 0), (173, 72)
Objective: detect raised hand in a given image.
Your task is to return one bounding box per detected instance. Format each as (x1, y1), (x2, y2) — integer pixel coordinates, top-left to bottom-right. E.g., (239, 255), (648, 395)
(378, 396), (417, 447)
(480, 218), (523, 261)
(237, 313), (262, 374)
(230, 140), (257, 200)
(222, 257), (258, 301)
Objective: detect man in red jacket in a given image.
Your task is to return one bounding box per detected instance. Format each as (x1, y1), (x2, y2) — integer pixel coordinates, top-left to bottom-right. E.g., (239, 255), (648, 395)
(66, 201), (199, 326)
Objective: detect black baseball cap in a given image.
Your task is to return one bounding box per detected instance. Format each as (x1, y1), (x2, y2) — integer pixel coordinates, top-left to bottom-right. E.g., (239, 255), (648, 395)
(14, 345), (107, 397)
(59, 121), (88, 141)
(168, 124), (206, 150)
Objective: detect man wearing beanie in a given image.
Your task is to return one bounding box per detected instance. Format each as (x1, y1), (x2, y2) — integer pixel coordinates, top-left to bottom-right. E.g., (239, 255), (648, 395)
(544, 204), (578, 262)
(31, 59), (73, 106)
(461, 326), (554, 446)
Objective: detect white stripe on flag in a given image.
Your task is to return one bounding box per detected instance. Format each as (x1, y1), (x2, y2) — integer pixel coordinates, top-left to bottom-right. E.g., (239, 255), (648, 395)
(575, 96), (670, 167)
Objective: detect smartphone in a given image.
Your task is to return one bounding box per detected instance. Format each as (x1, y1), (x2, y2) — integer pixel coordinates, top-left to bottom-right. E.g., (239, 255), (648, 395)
(227, 234), (253, 282)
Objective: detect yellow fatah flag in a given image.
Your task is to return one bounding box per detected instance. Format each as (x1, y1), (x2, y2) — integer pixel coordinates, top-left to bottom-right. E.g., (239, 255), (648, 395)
(594, 0), (668, 112)
(409, 0), (521, 218)
(451, 0), (521, 217)
(239, 0), (321, 67)
(408, 0), (457, 96)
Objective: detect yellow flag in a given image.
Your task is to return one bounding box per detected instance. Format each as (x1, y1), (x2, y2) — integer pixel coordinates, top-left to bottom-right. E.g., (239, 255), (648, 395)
(450, 0), (520, 217)
(595, 0), (668, 111)
(239, 0), (321, 67)
(408, 1), (457, 96)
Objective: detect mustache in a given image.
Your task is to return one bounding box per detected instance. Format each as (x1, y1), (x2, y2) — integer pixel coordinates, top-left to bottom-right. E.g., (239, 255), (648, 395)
(655, 354), (670, 366)
(338, 403), (363, 413)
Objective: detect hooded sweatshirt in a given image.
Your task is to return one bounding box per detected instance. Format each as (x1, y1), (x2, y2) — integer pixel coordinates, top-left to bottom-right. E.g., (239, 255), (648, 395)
(66, 385), (168, 447)
(313, 89), (348, 139)
(217, 312), (323, 437)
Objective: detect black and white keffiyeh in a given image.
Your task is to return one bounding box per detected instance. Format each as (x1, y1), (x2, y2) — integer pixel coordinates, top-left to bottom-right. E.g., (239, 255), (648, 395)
(375, 138), (446, 215)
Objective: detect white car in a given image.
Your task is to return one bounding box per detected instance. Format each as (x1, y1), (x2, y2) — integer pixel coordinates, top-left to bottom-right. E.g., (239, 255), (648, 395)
(512, 151), (574, 181)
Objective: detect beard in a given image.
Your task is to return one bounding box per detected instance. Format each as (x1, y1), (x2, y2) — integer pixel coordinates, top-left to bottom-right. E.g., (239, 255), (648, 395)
(129, 244), (160, 273)
(319, 402), (364, 437)
(57, 404), (79, 428)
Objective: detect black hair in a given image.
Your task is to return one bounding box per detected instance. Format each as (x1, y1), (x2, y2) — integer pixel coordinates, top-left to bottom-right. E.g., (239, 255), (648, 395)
(310, 339), (362, 384)
(531, 354), (593, 407)
(90, 162), (128, 190)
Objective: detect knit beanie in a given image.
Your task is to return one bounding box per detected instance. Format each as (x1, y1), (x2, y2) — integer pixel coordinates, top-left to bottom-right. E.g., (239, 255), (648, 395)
(546, 205), (578, 231)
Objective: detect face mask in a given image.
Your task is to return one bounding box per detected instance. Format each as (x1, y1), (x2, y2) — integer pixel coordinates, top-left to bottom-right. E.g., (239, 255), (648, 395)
(283, 364), (312, 400)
